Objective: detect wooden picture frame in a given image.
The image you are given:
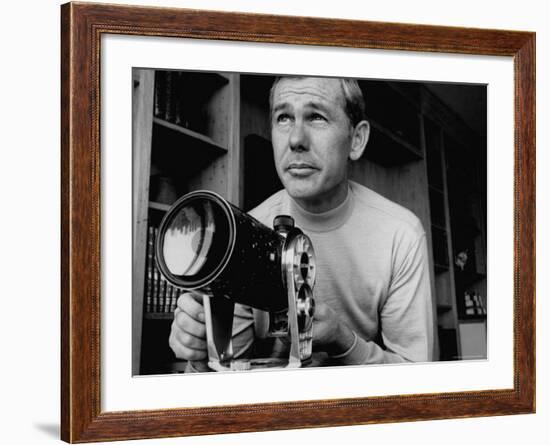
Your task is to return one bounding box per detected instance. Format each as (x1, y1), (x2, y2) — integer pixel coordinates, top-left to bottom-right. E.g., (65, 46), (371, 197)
(61, 2), (535, 442)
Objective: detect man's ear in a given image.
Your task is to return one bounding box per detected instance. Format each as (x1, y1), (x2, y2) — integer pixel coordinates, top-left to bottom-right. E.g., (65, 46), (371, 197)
(349, 120), (370, 161)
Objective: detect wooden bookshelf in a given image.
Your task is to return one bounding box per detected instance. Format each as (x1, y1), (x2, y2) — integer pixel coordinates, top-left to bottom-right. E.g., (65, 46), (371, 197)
(445, 133), (487, 324)
(133, 69), (240, 375)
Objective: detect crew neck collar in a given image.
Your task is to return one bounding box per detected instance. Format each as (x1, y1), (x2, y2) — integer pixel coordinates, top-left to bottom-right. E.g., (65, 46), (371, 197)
(287, 185), (354, 232)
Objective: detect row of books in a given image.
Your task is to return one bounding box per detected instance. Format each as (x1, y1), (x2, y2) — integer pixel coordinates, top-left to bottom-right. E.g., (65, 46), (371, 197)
(144, 225), (182, 315)
(153, 71), (208, 134)
(463, 291), (486, 316)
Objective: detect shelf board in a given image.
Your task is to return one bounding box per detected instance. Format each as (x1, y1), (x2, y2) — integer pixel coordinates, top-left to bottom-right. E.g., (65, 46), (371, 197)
(148, 201), (171, 212)
(436, 303), (453, 312)
(458, 314), (487, 323)
(434, 262), (449, 274)
(153, 117), (227, 153)
(429, 184), (444, 194)
(144, 312), (174, 320)
(431, 222), (447, 232)
(364, 120), (423, 166)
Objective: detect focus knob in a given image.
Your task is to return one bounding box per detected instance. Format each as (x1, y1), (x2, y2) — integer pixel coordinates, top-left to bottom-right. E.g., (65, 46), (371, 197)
(296, 285), (315, 332)
(273, 215), (295, 234)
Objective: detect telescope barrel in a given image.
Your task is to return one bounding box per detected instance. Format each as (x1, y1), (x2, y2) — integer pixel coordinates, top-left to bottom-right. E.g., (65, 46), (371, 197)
(156, 190), (288, 312)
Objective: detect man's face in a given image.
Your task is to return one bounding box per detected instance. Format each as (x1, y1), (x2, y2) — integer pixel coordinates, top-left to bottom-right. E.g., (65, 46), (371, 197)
(271, 77), (354, 210)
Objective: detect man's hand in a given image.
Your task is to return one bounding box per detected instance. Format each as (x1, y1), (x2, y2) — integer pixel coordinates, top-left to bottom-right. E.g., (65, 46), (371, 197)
(312, 301), (356, 356)
(169, 291), (208, 361)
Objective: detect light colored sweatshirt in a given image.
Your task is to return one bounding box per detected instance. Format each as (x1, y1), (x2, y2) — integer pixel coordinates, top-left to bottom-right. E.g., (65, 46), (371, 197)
(230, 180), (434, 366)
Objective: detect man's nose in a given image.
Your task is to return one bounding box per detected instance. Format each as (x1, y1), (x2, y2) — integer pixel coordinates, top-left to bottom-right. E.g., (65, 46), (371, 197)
(289, 120), (308, 151)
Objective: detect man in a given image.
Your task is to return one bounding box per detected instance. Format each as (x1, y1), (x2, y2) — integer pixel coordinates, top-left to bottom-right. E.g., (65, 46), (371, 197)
(169, 76), (434, 368)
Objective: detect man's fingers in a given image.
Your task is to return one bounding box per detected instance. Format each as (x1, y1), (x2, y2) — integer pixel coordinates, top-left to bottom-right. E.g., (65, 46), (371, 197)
(173, 328), (207, 350)
(176, 292), (205, 322)
(169, 292), (209, 361)
(174, 311), (206, 338)
(169, 333), (208, 361)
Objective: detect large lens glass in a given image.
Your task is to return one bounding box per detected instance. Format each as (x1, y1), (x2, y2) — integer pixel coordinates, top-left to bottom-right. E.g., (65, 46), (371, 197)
(160, 197), (232, 285)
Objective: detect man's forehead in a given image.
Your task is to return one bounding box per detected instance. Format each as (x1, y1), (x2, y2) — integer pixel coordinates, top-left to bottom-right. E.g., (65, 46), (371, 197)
(272, 77), (345, 107)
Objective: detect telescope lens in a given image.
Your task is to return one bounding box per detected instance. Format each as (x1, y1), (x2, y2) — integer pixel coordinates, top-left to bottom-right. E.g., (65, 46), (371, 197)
(160, 197), (232, 286)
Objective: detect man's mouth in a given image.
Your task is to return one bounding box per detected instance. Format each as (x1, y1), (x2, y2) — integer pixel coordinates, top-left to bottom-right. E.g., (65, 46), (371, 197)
(286, 163), (318, 177)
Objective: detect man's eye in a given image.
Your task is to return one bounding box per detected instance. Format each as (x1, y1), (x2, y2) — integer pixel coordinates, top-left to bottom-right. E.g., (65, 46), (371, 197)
(276, 114), (291, 124)
(309, 113), (327, 122)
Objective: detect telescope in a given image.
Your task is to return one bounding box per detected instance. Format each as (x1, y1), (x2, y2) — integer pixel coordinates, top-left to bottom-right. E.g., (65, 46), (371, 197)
(156, 190), (316, 371)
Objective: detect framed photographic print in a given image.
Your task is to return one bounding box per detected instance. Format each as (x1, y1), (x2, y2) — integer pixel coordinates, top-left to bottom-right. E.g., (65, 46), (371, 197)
(61, 2), (535, 442)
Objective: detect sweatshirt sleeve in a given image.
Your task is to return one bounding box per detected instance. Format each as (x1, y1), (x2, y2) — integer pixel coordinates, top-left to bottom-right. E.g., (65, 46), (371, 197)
(331, 232), (434, 365)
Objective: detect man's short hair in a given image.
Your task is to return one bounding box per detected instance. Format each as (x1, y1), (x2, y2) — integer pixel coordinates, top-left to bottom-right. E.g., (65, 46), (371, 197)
(269, 76), (367, 128)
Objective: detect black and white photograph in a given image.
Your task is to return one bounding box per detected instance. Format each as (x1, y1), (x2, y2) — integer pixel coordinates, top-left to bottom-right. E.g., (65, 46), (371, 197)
(132, 69), (487, 376)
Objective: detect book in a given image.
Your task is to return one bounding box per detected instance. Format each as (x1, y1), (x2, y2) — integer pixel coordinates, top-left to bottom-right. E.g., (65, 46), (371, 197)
(145, 226), (155, 313)
(172, 288), (180, 313)
(154, 71), (166, 118)
(152, 227), (160, 312)
(164, 71), (175, 122)
(164, 283), (173, 313)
